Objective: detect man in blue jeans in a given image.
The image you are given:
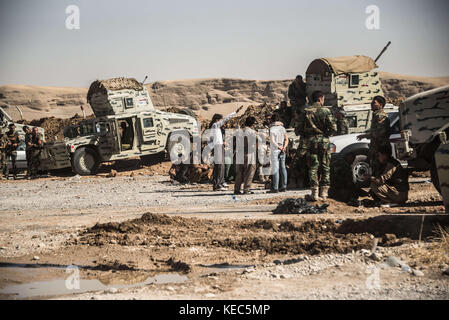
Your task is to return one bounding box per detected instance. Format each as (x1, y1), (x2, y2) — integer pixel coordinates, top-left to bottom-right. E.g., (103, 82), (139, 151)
(269, 113), (289, 193)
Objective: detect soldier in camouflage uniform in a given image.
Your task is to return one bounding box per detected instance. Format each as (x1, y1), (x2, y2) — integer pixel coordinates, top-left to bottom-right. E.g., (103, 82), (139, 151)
(288, 75), (307, 127)
(4, 123), (21, 179)
(435, 143), (449, 213)
(334, 109), (349, 136)
(29, 127), (43, 178)
(297, 90), (337, 201)
(23, 126), (33, 177)
(357, 96), (390, 175)
(364, 145), (409, 205)
(0, 127), (8, 180)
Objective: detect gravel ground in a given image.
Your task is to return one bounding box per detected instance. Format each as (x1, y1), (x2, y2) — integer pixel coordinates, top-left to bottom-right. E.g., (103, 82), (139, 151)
(0, 175), (309, 212)
(1, 175), (448, 300)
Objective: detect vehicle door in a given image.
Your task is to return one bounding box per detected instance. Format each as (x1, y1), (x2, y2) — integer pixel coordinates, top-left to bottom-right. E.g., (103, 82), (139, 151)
(138, 113), (164, 153)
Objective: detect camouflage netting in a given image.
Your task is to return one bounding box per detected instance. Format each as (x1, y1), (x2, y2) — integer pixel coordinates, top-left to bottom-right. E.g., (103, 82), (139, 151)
(87, 77), (143, 102)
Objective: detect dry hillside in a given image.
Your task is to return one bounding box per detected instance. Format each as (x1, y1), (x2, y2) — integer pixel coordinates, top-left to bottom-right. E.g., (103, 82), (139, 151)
(1, 73), (448, 121)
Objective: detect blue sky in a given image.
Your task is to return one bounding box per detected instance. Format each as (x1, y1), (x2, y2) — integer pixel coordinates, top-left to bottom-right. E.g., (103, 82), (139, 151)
(0, 0), (448, 87)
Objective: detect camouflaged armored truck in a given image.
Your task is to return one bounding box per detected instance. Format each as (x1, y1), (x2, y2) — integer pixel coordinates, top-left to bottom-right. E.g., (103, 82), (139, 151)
(393, 85), (449, 212)
(40, 78), (199, 175)
(305, 55), (394, 134)
(286, 55), (397, 149)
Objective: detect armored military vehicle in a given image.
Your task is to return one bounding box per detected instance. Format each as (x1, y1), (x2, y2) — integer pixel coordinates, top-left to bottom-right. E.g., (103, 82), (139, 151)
(392, 85), (449, 212)
(40, 77), (200, 175)
(305, 54), (390, 134)
(286, 44), (400, 187)
(287, 44), (396, 146)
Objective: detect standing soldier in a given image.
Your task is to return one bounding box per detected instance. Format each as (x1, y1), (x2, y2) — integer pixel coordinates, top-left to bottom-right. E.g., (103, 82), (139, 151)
(335, 109), (349, 135)
(357, 96), (390, 175)
(5, 123), (21, 180)
(0, 127), (8, 180)
(297, 90), (337, 201)
(288, 75), (307, 127)
(29, 127), (43, 179)
(23, 126), (33, 178)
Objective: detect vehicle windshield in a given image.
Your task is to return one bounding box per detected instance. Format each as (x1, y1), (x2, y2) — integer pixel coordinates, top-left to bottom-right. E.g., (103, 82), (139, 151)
(387, 111), (399, 122)
(64, 121), (111, 139)
(388, 112), (400, 135)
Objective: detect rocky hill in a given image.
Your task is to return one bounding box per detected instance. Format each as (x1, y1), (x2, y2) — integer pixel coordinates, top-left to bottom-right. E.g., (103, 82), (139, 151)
(1, 73), (448, 121)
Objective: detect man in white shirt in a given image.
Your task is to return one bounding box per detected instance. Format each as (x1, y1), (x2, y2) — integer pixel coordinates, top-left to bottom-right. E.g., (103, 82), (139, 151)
(269, 113), (289, 193)
(208, 105), (244, 191)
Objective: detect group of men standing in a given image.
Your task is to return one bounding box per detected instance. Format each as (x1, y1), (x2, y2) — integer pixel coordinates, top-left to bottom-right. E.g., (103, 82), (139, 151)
(287, 75), (409, 206)
(170, 74), (409, 207)
(0, 123), (43, 180)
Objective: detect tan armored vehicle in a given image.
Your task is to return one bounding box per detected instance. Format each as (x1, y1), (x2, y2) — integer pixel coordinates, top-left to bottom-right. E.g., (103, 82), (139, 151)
(305, 54), (393, 133)
(287, 46), (397, 150)
(393, 85), (449, 212)
(40, 78), (199, 175)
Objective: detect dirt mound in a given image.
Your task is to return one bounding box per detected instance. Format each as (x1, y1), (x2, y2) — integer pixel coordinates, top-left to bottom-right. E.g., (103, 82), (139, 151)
(226, 103), (276, 128)
(139, 212), (188, 226)
(77, 212), (448, 256)
(77, 213), (394, 256)
(213, 233), (372, 255)
(18, 115), (94, 142)
(88, 212), (189, 235)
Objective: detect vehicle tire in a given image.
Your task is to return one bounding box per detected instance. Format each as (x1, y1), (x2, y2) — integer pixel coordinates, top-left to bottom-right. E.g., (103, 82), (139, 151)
(71, 147), (100, 176)
(351, 152), (371, 189)
(167, 131), (191, 162)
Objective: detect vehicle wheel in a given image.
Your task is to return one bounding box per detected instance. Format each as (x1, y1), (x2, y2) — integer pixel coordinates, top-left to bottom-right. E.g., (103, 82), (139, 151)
(430, 156), (441, 194)
(351, 152), (371, 188)
(71, 147), (100, 175)
(167, 131), (191, 162)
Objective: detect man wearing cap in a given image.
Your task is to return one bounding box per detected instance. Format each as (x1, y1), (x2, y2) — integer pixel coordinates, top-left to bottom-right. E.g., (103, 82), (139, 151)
(335, 108), (349, 136)
(288, 75), (307, 125)
(0, 127), (8, 180)
(23, 126), (33, 177)
(29, 127), (43, 179)
(5, 123), (21, 179)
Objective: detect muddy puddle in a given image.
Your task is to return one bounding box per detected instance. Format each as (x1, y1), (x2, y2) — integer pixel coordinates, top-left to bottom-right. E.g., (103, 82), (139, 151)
(0, 266), (187, 299)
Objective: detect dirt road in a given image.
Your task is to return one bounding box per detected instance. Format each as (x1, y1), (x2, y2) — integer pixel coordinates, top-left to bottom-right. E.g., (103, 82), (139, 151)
(0, 173), (448, 300)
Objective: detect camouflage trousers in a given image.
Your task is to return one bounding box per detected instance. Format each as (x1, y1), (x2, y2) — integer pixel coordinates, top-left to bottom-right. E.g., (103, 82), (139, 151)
(29, 149), (41, 177)
(4, 150), (17, 177)
(435, 143), (449, 213)
(370, 181), (408, 205)
(306, 136), (331, 188)
(26, 150), (32, 176)
(291, 141), (309, 188)
(0, 150), (6, 178)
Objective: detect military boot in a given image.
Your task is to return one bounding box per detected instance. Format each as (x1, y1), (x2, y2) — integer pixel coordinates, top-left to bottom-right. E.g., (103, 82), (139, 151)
(319, 186), (329, 200)
(306, 187), (320, 202)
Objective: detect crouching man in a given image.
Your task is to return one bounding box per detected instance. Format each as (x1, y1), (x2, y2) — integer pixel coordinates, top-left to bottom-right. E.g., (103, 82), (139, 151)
(364, 145), (409, 206)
